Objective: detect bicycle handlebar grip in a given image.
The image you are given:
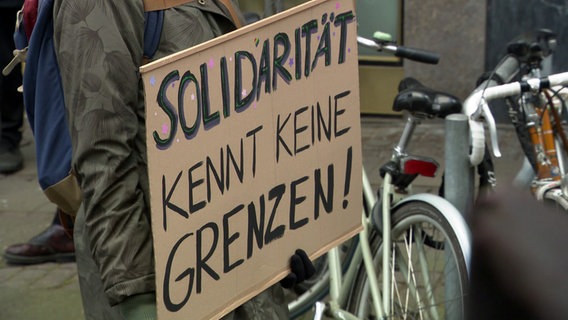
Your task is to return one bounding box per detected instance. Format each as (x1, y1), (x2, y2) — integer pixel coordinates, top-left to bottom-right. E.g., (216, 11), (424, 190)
(395, 46), (440, 64)
(476, 55), (520, 92)
(495, 56), (520, 83)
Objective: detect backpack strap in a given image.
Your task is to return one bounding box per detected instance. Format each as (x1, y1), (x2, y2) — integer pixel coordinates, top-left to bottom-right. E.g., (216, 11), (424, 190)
(143, 0), (195, 11)
(143, 10), (164, 60)
(141, 0), (243, 62)
(215, 0), (243, 28)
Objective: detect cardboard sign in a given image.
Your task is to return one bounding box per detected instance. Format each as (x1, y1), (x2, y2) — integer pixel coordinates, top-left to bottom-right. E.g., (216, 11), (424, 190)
(140, 0), (362, 318)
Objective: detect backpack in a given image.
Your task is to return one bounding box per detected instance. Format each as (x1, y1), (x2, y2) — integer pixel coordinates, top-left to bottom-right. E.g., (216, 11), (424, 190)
(6, 0), (243, 217)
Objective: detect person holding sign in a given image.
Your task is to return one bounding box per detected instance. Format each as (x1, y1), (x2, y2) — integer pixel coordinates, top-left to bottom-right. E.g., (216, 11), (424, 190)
(48, 0), (313, 319)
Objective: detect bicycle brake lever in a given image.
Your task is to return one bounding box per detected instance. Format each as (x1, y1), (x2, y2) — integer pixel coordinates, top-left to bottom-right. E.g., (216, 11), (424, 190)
(481, 102), (502, 158)
(463, 91), (501, 165)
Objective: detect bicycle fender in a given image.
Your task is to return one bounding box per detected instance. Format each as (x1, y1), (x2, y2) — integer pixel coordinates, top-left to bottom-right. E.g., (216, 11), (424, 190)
(374, 193), (472, 276)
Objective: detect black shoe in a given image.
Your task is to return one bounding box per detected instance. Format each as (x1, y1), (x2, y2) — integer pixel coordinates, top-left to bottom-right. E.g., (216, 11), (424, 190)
(3, 224), (75, 265)
(0, 147), (23, 174)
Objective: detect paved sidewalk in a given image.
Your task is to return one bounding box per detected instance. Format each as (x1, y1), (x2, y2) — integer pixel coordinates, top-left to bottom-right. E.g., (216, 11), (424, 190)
(0, 116), (524, 320)
(0, 123), (84, 320)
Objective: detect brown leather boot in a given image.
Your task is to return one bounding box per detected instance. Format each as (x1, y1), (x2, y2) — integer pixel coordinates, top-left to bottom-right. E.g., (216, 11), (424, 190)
(3, 224), (75, 265)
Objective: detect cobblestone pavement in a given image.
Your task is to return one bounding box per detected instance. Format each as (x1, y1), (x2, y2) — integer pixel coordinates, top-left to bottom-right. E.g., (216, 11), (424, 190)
(0, 116), (524, 320)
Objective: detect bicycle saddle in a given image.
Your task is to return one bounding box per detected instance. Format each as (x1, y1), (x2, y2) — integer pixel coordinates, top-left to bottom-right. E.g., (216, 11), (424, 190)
(393, 77), (462, 118)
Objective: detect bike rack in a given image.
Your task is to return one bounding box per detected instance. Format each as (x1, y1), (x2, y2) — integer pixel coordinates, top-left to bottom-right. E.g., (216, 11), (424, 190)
(444, 113), (474, 219)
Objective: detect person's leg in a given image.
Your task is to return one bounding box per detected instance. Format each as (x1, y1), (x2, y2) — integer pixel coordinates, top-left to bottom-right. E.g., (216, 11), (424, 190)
(0, 7), (24, 174)
(3, 208), (75, 264)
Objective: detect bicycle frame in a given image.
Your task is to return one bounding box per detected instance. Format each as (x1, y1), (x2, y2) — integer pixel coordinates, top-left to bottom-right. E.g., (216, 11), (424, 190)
(374, 114), (472, 318)
(298, 32), (472, 320)
(309, 110), (473, 319)
(311, 168), (471, 320)
(525, 86), (568, 203)
(459, 28), (568, 210)
(521, 61), (565, 181)
(465, 72), (568, 208)
(312, 169), (377, 320)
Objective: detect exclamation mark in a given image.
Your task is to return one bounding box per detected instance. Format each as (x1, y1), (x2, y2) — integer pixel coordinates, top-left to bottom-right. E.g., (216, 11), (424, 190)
(342, 146), (352, 209)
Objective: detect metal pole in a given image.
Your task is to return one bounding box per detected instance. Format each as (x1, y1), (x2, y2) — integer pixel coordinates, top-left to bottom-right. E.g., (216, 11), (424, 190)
(444, 113), (473, 319)
(444, 113), (474, 219)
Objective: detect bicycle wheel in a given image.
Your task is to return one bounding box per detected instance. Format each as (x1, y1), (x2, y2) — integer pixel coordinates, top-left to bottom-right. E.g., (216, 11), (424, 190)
(347, 201), (469, 319)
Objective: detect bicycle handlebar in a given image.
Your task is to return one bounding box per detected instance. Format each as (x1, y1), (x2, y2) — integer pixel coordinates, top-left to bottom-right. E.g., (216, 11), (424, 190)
(463, 55), (520, 166)
(464, 71), (568, 166)
(389, 45), (440, 64)
(357, 36), (440, 64)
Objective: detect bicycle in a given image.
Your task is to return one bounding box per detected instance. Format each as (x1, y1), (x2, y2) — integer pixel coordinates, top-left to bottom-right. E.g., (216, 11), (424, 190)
(288, 31), (472, 320)
(464, 29), (568, 209)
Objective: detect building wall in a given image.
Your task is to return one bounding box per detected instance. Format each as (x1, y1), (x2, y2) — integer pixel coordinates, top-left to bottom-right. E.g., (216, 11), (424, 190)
(238, 0), (488, 104)
(402, 0), (487, 100)
(238, 0), (568, 118)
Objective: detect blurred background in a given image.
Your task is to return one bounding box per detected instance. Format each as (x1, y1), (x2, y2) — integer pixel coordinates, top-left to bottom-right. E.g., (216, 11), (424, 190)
(241, 0), (568, 119)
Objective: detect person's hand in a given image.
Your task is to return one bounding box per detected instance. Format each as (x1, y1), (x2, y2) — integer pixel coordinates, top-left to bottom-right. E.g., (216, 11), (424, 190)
(280, 249), (316, 289)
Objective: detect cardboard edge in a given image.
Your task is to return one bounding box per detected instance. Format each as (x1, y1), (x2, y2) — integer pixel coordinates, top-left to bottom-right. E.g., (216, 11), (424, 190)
(140, 0), (332, 73)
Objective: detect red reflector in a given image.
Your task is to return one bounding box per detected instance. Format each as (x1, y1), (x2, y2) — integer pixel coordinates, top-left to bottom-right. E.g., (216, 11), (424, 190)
(403, 159), (438, 177)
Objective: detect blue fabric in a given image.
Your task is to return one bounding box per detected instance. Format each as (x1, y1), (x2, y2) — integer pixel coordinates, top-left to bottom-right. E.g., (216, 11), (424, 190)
(144, 10), (164, 59)
(19, 0), (71, 189)
(13, 31), (27, 50)
(17, 0), (164, 190)
(13, 12), (28, 50)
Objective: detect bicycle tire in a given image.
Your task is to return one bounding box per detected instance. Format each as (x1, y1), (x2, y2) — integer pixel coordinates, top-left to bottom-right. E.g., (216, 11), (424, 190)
(347, 201), (469, 319)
